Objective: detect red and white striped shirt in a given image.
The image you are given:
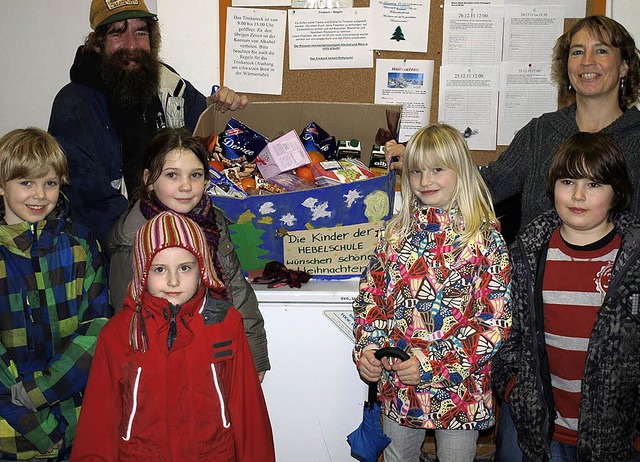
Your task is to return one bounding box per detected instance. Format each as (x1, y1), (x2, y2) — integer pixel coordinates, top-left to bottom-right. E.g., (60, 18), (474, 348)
(542, 227), (620, 445)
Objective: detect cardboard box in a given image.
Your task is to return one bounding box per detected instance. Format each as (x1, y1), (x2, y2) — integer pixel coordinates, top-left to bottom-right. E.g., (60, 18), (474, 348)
(194, 102), (400, 278)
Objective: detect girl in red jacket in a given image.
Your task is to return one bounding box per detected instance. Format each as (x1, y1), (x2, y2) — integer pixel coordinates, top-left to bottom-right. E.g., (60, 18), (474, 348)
(71, 211), (275, 461)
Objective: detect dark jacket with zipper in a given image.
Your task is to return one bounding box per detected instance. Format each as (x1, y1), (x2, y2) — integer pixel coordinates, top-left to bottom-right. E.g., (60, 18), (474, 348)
(493, 210), (640, 461)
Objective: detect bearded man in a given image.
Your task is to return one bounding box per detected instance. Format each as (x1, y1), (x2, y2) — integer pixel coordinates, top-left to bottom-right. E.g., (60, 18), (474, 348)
(49, 0), (247, 241)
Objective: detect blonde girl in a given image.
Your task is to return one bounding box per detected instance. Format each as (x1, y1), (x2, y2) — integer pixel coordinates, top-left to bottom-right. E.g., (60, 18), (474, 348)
(353, 123), (511, 462)
(388, 123), (496, 248)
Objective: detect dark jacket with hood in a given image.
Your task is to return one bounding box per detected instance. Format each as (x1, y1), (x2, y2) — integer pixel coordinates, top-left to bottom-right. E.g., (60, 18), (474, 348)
(481, 104), (640, 232)
(492, 210), (640, 461)
(48, 46), (206, 241)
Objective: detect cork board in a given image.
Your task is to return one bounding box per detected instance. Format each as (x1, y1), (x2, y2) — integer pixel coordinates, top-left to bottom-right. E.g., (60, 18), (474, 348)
(221, 0), (597, 165)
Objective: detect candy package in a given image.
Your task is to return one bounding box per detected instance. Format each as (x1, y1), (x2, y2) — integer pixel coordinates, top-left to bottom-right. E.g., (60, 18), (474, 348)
(256, 130), (310, 180)
(255, 176), (287, 194)
(206, 167), (247, 198)
(369, 145), (388, 175)
(268, 172), (316, 192)
(218, 118), (269, 163)
(310, 159), (376, 187)
(299, 122), (337, 160)
(221, 164), (257, 189)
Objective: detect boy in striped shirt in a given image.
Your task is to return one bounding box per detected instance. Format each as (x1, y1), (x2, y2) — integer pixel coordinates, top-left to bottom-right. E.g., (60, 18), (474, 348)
(493, 131), (640, 461)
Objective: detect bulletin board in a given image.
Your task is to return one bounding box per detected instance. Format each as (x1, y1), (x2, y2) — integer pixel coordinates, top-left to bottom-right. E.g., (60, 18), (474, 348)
(220, 0), (600, 165)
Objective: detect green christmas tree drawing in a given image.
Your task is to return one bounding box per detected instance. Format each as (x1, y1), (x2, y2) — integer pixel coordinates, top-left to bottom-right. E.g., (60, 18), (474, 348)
(228, 211), (268, 271)
(390, 26), (405, 42)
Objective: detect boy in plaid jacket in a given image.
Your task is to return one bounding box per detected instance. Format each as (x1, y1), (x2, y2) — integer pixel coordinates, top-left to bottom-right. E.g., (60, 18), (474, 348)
(0, 127), (110, 460)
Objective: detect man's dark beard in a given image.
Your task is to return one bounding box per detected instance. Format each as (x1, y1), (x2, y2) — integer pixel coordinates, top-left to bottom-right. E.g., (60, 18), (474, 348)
(100, 49), (160, 110)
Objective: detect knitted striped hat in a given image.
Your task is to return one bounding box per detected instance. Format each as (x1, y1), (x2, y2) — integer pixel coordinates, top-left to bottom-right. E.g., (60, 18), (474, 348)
(130, 211), (224, 303)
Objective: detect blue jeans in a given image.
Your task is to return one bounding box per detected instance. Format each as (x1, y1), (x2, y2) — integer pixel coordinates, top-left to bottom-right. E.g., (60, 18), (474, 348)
(547, 440), (576, 462)
(382, 414), (478, 462)
(499, 403), (640, 462)
(496, 403), (524, 462)
(521, 440), (588, 462)
(543, 440), (640, 462)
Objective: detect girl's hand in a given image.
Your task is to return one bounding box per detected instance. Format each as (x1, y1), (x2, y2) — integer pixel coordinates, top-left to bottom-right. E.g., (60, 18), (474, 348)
(391, 355), (421, 386)
(384, 140), (405, 171)
(358, 349), (383, 382)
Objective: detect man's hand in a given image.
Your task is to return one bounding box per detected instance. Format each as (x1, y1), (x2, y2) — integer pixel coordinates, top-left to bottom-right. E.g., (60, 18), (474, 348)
(385, 140), (405, 171)
(206, 86), (249, 112)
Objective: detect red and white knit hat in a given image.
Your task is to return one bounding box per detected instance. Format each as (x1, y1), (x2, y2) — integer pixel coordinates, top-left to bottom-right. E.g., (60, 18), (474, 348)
(130, 211), (224, 303)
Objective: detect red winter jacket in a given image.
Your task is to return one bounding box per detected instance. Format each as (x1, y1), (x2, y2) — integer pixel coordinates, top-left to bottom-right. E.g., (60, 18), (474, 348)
(71, 287), (274, 461)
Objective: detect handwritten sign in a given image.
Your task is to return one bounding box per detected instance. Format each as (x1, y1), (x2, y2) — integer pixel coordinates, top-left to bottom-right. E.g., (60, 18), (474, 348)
(283, 222), (381, 276)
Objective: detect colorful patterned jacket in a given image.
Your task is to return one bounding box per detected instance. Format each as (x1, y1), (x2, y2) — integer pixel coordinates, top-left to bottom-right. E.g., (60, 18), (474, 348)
(0, 197), (110, 459)
(353, 206), (511, 430)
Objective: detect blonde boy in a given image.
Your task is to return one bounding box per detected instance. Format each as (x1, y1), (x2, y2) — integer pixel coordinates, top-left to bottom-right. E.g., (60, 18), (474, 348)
(0, 128), (110, 460)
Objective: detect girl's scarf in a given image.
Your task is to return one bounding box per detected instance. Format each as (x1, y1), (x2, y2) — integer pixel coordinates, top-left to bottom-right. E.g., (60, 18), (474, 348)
(139, 193), (230, 300)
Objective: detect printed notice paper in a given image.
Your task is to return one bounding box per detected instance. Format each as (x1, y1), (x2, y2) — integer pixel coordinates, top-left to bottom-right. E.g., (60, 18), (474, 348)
(323, 311), (356, 343)
(232, 0), (290, 7)
(288, 8), (372, 70)
(438, 65), (499, 150)
(291, 0), (353, 7)
(224, 8), (287, 95)
(442, 1), (503, 66)
(505, 0), (585, 19)
(502, 5), (564, 62)
(369, 0), (430, 52)
(497, 62), (557, 145)
(375, 59), (434, 143)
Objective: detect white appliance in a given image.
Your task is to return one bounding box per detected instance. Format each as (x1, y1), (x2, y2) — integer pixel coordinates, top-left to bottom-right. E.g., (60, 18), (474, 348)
(254, 279), (368, 462)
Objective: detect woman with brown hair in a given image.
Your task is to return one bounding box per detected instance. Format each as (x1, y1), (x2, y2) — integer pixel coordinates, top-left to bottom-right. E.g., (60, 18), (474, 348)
(482, 15), (640, 235)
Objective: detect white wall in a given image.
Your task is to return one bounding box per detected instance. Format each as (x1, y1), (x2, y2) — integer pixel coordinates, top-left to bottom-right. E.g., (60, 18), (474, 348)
(0, 0), (220, 136)
(158, 0), (219, 97)
(609, 0), (640, 45)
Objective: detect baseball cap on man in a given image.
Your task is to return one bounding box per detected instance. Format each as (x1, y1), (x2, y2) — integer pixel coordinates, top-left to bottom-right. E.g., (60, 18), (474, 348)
(90, 0), (157, 30)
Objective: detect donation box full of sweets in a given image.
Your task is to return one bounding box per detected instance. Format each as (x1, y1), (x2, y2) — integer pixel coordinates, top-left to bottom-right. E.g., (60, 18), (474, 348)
(194, 102), (399, 279)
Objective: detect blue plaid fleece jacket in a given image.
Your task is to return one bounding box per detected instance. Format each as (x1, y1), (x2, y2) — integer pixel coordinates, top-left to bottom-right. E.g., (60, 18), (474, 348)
(0, 198), (110, 460)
